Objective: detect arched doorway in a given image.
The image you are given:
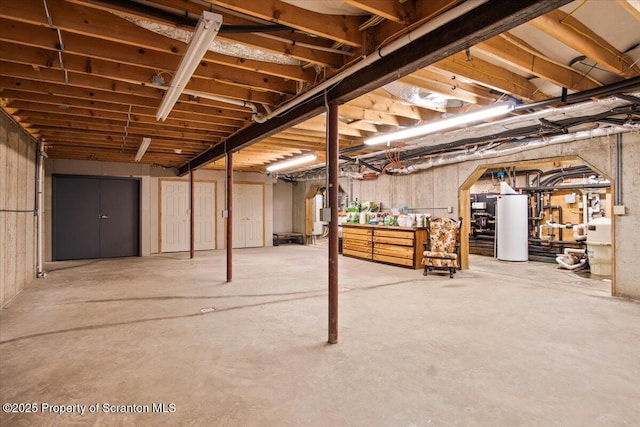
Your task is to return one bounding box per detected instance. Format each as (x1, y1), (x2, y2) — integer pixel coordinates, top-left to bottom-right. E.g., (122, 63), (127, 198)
(458, 156), (615, 295)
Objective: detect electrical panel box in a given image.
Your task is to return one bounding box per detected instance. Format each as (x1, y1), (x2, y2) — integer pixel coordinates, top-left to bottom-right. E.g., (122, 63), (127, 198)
(320, 208), (331, 222)
(613, 205), (626, 215)
(565, 193), (577, 204)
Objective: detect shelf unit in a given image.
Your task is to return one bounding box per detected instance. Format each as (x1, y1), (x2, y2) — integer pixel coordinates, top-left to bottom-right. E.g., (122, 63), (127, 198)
(342, 224), (428, 269)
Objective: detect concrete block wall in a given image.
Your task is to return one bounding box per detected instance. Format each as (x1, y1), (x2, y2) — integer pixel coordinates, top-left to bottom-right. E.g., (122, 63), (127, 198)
(0, 112), (37, 307)
(293, 133), (640, 300)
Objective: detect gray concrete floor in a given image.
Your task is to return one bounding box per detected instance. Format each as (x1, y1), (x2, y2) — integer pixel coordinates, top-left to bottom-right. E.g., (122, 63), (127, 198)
(1, 246), (639, 426)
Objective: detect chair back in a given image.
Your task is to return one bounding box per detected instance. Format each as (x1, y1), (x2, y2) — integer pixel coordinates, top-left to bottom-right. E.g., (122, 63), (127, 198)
(429, 218), (459, 253)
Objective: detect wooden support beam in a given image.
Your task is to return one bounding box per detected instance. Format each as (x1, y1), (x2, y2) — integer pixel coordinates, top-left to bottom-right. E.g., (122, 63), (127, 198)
(16, 109), (235, 134)
(0, 0), (315, 82)
(530, 9), (640, 78)
(412, 68), (499, 102)
(431, 51), (550, 102)
(367, 0), (465, 56)
(2, 89), (252, 122)
(476, 34), (602, 92)
(0, 33), (296, 96)
(218, 32), (344, 68)
(8, 100), (243, 129)
(398, 75), (485, 105)
(338, 105), (418, 127)
(294, 115), (365, 138)
(617, 0), (640, 21)
(179, 0), (572, 174)
(344, 0), (414, 24)
(0, 59), (280, 110)
(351, 90), (440, 121)
(207, 0), (365, 47)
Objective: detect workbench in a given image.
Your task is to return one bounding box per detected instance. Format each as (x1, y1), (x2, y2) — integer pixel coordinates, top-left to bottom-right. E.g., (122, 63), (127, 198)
(342, 223), (428, 269)
(273, 232), (304, 246)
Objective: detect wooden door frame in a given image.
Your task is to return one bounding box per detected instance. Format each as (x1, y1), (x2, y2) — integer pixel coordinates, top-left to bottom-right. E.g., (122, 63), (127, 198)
(459, 155), (615, 296)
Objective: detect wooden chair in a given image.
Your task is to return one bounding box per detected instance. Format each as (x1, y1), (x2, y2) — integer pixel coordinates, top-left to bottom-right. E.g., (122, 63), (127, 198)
(422, 217), (460, 278)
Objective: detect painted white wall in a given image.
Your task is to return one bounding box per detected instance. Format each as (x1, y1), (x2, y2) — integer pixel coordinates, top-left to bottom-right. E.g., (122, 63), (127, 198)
(44, 160), (275, 260)
(272, 180), (293, 233)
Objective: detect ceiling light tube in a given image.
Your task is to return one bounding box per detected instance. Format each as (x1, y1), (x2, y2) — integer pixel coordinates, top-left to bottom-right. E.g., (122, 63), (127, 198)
(266, 153), (317, 172)
(135, 137), (151, 162)
(365, 103), (515, 146)
(156, 11), (223, 121)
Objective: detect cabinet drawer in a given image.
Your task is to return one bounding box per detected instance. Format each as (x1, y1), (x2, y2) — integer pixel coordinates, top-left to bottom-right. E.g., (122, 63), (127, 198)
(344, 248), (373, 260)
(374, 243), (414, 259)
(344, 241), (372, 252)
(373, 235), (414, 246)
(343, 234), (372, 244)
(374, 229), (415, 240)
(343, 227), (372, 236)
(373, 253), (414, 267)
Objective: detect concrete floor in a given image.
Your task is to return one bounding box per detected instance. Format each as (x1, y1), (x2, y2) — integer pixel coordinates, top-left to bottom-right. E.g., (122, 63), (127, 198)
(1, 246), (639, 426)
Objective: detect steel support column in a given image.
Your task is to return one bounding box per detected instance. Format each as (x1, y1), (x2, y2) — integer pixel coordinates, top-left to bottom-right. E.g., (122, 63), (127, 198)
(190, 165), (195, 259)
(328, 103), (339, 344)
(226, 151), (233, 282)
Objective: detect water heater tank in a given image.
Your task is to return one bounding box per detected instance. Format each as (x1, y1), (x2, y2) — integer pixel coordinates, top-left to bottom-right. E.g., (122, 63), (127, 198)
(496, 194), (528, 262)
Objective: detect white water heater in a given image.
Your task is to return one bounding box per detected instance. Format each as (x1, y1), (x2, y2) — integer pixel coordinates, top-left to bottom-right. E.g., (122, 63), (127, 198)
(313, 194), (325, 235)
(496, 191), (528, 262)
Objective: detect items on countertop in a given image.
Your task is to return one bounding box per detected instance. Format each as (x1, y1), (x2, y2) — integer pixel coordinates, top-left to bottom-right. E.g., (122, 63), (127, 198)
(342, 199), (430, 227)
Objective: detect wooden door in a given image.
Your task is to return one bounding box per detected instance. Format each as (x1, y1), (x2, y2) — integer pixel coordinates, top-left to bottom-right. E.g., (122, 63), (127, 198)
(232, 183), (264, 248)
(161, 180), (216, 252)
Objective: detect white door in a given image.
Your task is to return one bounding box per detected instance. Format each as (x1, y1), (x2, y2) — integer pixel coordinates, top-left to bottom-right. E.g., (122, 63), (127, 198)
(161, 181), (216, 252)
(194, 182), (216, 250)
(232, 183), (264, 248)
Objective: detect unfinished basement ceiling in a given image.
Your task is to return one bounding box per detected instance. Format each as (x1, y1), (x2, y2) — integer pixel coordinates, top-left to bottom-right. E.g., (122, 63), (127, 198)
(0, 0), (639, 177)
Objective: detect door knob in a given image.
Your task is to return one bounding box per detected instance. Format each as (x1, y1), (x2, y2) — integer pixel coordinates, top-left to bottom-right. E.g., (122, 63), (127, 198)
(100, 214), (108, 219)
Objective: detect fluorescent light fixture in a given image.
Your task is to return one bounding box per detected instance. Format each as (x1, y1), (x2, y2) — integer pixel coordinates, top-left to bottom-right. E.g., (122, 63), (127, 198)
(135, 137), (151, 162)
(266, 153), (317, 172)
(365, 103), (515, 146)
(156, 11), (223, 121)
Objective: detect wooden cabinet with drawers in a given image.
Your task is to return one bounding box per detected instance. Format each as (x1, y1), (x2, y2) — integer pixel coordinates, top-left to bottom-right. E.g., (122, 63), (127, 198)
(342, 225), (373, 260)
(342, 224), (427, 269)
